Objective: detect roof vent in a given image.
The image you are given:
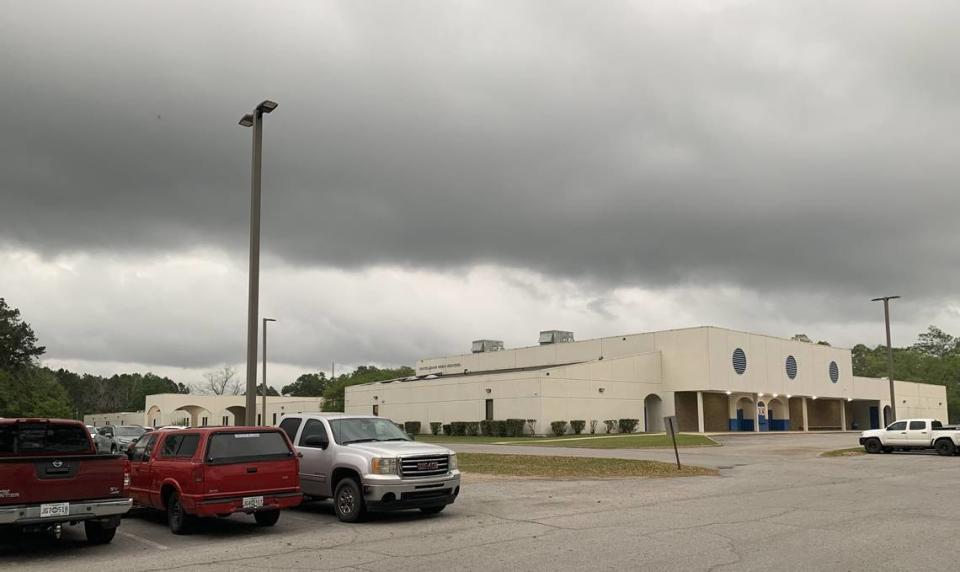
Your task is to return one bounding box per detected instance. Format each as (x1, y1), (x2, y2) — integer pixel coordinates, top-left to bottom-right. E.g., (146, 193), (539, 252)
(472, 339), (505, 353)
(539, 330), (574, 345)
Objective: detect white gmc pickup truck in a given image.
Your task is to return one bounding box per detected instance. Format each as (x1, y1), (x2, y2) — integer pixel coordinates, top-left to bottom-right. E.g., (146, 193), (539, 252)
(859, 419), (960, 456)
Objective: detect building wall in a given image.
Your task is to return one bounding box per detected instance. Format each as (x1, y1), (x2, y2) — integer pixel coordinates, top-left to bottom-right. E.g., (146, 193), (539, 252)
(349, 353), (663, 434)
(85, 412), (144, 427)
(135, 394), (324, 428)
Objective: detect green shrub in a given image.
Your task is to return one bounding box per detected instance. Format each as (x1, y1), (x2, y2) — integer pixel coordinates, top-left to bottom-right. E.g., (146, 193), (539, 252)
(506, 419), (526, 437)
(550, 421), (568, 437)
(451, 421), (467, 436)
(465, 421), (480, 436)
(604, 420), (617, 434)
(430, 422), (442, 435)
(480, 420), (492, 436)
(570, 420), (586, 435)
(404, 421), (421, 434)
(492, 420), (508, 437)
(442, 423), (452, 436)
(618, 418), (639, 434)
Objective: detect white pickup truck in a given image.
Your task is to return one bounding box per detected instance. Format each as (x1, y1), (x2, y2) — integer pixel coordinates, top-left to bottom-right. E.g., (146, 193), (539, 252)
(859, 419), (960, 456)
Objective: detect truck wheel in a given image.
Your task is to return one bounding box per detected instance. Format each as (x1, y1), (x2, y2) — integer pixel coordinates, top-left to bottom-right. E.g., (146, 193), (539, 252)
(420, 505), (445, 515)
(935, 439), (956, 456)
(334, 478), (366, 523)
(864, 439), (882, 454)
(254, 510), (280, 527)
(84, 521), (117, 545)
(167, 492), (194, 535)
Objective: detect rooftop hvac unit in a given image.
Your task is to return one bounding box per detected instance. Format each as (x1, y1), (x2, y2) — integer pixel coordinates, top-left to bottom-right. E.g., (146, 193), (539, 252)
(471, 339), (505, 353)
(539, 330), (574, 345)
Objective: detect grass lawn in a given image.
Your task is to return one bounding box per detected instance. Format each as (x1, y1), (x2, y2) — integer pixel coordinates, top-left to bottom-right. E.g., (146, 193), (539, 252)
(508, 433), (717, 449)
(820, 447), (867, 457)
(417, 433), (717, 449)
(457, 453), (717, 478)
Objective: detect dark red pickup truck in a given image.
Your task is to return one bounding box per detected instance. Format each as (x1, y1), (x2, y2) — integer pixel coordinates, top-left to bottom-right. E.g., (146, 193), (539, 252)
(0, 418), (132, 544)
(128, 426), (302, 533)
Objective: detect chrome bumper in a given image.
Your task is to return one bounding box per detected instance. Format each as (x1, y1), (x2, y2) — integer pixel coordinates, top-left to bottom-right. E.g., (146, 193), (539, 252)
(0, 497), (132, 526)
(363, 472), (461, 510)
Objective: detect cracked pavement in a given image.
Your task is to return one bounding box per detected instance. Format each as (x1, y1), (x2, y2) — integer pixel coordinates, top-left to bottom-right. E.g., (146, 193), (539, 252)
(3, 433), (958, 571)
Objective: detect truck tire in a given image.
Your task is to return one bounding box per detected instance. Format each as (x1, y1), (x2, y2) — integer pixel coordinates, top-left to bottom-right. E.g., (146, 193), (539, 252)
(254, 510), (280, 527)
(334, 478), (366, 523)
(84, 521), (117, 545)
(420, 505), (445, 515)
(167, 492), (194, 535)
(864, 439), (882, 454)
(935, 439), (956, 456)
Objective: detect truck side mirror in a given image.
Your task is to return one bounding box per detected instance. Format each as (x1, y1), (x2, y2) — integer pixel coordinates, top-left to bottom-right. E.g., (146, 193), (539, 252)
(303, 435), (328, 449)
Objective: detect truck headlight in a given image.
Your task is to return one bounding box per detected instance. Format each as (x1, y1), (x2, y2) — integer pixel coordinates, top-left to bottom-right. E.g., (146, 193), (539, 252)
(371, 457), (399, 475)
(448, 453), (458, 471)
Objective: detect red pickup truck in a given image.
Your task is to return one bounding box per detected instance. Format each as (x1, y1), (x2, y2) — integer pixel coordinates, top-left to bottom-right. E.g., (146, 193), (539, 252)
(0, 418), (132, 544)
(127, 426), (302, 533)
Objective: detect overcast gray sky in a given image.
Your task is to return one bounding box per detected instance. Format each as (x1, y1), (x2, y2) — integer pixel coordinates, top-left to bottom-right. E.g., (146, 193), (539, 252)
(2, 1), (958, 388)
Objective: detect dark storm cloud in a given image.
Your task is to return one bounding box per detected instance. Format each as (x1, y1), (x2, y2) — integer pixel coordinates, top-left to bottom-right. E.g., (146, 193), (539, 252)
(2, 0), (959, 303)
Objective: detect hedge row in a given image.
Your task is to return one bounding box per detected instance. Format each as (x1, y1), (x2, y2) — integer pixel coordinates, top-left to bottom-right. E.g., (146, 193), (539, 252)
(549, 418), (641, 436)
(403, 418), (640, 436)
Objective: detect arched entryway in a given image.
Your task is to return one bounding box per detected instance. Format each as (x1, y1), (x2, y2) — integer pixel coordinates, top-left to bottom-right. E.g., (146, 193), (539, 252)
(883, 405), (892, 426)
(226, 405), (246, 426)
(644, 394), (664, 432)
(734, 396), (755, 431)
(147, 405), (162, 428)
(172, 405), (213, 427)
(766, 397), (788, 431)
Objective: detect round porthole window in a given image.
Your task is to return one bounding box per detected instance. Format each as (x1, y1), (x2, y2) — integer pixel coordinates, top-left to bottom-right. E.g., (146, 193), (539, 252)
(785, 355), (798, 379)
(829, 361), (839, 383)
(732, 348), (747, 375)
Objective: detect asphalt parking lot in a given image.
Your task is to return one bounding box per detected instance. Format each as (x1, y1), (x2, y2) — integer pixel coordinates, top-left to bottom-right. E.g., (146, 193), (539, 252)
(4, 433), (959, 571)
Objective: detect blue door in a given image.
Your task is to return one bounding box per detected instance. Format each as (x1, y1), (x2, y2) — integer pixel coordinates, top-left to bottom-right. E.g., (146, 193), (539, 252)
(869, 406), (880, 430)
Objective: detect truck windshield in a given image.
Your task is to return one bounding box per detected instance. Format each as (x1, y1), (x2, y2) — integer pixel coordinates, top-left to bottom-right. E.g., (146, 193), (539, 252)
(330, 418), (411, 445)
(205, 431), (292, 465)
(0, 422), (91, 456)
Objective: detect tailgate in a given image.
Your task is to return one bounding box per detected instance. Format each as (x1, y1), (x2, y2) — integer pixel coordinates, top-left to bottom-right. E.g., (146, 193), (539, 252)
(0, 456), (127, 505)
(205, 458), (299, 496)
(203, 430), (298, 496)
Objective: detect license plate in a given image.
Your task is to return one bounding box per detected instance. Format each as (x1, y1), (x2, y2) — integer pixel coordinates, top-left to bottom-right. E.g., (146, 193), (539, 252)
(242, 496), (263, 509)
(40, 502), (70, 518)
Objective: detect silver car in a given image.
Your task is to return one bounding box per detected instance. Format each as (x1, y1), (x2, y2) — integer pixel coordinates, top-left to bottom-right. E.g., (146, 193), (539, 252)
(277, 413), (461, 522)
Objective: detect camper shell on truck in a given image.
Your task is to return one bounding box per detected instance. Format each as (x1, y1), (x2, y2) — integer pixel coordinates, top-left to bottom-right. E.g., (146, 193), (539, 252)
(0, 418), (132, 544)
(127, 426), (302, 534)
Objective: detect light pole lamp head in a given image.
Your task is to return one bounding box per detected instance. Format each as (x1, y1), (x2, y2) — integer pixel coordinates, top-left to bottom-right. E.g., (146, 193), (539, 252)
(871, 295), (901, 302)
(257, 100), (278, 114)
(239, 113), (254, 127)
(264, 318), (277, 323)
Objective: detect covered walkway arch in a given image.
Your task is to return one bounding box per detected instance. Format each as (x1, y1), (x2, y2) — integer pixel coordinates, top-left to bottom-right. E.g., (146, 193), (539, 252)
(644, 394), (664, 432)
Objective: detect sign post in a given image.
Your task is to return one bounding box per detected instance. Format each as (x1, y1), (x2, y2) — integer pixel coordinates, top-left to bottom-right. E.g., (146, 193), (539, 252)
(664, 415), (681, 470)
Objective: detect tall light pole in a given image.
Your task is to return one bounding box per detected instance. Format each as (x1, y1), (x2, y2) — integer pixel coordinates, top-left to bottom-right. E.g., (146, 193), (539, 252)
(872, 295), (900, 423)
(239, 99), (278, 425)
(262, 317), (276, 425)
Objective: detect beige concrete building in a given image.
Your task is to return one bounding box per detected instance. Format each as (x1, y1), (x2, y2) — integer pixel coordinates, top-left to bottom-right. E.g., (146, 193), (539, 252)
(345, 326), (948, 434)
(85, 394), (324, 428)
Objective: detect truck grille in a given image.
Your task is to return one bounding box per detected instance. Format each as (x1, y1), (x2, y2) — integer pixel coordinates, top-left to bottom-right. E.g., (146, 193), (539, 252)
(400, 455), (449, 478)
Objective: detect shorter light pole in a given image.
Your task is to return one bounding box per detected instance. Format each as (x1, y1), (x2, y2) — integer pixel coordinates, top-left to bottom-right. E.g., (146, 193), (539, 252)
(262, 317), (277, 425)
(871, 296), (900, 423)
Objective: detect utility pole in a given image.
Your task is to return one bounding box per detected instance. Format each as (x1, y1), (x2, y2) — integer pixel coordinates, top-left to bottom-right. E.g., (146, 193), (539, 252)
(872, 296), (900, 423)
(238, 100), (278, 425)
(262, 317), (276, 425)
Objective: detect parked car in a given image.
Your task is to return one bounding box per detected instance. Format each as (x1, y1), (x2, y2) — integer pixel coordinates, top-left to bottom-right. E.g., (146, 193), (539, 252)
(92, 425), (120, 454)
(0, 418), (132, 544)
(113, 425), (146, 449)
(859, 419), (955, 454)
(127, 426), (302, 534)
(277, 413), (461, 522)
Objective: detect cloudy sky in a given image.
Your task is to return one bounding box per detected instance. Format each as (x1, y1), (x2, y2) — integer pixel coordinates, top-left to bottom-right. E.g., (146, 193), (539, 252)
(2, 1), (958, 389)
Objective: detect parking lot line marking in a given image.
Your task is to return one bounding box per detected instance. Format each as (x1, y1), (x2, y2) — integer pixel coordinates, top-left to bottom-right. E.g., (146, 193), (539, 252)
(118, 531), (170, 551)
